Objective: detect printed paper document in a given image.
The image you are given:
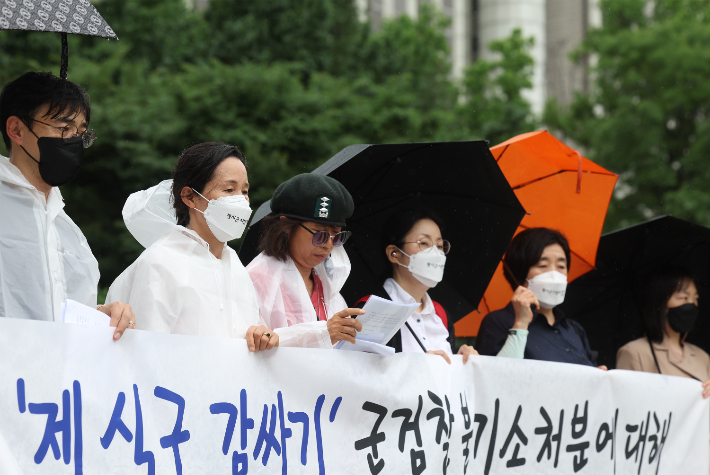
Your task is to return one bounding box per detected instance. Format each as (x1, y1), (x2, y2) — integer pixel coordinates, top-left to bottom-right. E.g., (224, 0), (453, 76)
(62, 299), (111, 327)
(335, 295), (419, 355)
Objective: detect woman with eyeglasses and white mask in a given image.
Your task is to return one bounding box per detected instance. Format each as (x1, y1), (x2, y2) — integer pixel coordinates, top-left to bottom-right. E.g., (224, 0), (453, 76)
(106, 142), (278, 353)
(356, 209), (477, 363)
(246, 173), (364, 349)
(475, 228), (605, 368)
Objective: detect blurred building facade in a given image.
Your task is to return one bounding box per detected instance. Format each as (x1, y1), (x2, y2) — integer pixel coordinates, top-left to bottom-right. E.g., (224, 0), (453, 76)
(355, 0), (602, 115)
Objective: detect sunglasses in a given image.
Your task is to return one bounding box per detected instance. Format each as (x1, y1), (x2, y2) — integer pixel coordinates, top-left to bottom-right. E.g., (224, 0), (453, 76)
(299, 224), (352, 247)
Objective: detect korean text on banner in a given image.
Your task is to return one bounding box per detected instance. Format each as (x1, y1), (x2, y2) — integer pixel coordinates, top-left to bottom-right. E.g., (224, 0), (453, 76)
(0, 317), (707, 474)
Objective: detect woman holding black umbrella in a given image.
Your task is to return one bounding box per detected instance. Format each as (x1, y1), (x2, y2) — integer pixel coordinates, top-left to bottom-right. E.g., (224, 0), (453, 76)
(617, 267), (710, 398)
(357, 208), (477, 363)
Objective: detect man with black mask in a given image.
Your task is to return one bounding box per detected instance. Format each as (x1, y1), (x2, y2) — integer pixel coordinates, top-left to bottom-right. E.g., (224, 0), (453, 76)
(0, 72), (134, 340)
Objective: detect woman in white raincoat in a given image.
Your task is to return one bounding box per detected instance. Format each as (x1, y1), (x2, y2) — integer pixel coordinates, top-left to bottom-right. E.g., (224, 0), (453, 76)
(106, 142), (278, 352)
(247, 173), (364, 349)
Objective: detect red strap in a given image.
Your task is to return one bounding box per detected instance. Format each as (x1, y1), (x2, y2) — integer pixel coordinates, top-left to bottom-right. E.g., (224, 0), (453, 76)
(432, 301), (447, 328)
(311, 272), (327, 321)
(355, 295), (371, 306)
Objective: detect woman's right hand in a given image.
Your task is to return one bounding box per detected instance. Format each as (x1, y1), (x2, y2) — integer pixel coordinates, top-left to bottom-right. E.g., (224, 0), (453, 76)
(511, 286), (539, 331)
(327, 308), (365, 344)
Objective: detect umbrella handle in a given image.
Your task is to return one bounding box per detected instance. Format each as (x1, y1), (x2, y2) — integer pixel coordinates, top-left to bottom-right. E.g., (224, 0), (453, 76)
(60, 33), (68, 80)
(574, 149), (582, 194)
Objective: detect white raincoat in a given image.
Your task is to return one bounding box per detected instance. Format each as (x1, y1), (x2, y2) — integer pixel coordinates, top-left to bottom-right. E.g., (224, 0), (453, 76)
(247, 246), (351, 349)
(106, 180), (263, 338)
(0, 155), (99, 321)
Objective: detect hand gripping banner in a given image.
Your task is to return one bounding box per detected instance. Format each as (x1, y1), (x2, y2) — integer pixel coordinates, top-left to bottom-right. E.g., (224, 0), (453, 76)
(0, 318), (707, 474)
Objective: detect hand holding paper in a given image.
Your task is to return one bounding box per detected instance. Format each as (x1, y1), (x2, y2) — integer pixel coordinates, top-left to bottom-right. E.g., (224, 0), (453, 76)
(335, 296), (419, 355)
(62, 299), (111, 327)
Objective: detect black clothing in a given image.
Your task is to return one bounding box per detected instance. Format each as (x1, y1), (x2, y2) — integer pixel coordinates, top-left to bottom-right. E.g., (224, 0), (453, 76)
(475, 302), (594, 366)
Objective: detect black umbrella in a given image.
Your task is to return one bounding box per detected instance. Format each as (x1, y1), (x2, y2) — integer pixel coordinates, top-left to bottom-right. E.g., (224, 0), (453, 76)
(239, 142), (526, 322)
(0, 0), (117, 78)
(560, 216), (710, 368)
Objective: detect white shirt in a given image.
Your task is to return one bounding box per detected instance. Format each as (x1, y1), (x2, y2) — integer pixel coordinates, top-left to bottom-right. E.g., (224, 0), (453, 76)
(107, 229), (262, 338)
(383, 278), (453, 355)
(0, 155), (99, 321)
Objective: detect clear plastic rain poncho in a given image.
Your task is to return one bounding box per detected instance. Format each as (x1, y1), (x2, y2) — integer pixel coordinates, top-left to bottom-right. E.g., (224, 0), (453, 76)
(0, 155), (99, 321)
(247, 243), (351, 349)
(106, 180), (263, 338)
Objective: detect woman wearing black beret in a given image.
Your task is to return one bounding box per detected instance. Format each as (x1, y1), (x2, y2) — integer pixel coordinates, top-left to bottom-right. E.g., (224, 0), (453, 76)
(247, 174), (364, 348)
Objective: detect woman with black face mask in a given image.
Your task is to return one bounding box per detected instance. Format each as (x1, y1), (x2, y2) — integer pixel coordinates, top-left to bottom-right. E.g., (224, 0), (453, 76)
(617, 267), (710, 399)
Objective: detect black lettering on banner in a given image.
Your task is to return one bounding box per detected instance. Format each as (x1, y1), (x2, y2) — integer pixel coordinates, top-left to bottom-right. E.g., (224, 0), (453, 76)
(647, 412), (671, 475)
(473, 413), (488, 460)
(460, 393), (472, 474)
(392, 395), (426, 475)
(483, 399), (499, 475)
(426, 391), (452, 444)
(565, 401), (590, 472)
(596, 408), (618, 474)
(462, 431), (473, 475)
(426, 391), (454, 474)
(354, 402), (388, 475)
(460, 393), (471, 431)
(534, 407), (564, 468)
(499, 405), (528, 468)
(625, 411), (650, 475)
(410, 448), (426, 475)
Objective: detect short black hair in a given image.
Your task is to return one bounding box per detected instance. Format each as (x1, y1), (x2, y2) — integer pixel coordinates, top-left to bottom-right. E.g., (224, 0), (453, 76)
(381, 208), (445, 278)
(0, 71), (91, 150)
(502, 228), (571, 290)
(171, 142), (246, 227)
(642, 266), (696, 342)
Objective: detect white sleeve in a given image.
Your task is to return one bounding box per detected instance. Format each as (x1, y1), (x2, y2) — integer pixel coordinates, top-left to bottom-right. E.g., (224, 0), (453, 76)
(496, 330), (529, 359)
(107, 256), (180, 334)
(275, 321), (333, 349)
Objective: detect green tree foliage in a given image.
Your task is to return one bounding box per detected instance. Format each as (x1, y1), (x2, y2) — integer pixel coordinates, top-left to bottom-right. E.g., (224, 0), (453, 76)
(455, 29), (536, 145)
(545, 0), (710, 230)
(0, 0), (535, 287)
(205, 0), (367, 76)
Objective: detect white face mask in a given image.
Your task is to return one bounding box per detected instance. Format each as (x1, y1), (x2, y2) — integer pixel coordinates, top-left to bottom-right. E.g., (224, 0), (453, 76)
(526, 270), (567, 309)
(192, 190), (252, 242)
(397, 246), (446, 288)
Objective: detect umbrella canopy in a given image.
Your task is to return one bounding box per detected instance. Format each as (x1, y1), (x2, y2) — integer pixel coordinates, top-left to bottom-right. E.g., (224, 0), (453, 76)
(239, 142), (526, 321)
(0, 0), (117, 78)
(559, 216), (710, 368)
(454, 130), (619, 336)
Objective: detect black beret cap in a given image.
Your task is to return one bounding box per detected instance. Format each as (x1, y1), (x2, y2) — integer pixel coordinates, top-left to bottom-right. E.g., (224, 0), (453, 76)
(271, 173), (354, 226)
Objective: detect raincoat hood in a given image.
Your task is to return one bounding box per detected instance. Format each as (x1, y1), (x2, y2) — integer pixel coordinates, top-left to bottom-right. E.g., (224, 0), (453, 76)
(108, 180), (262, 339)
(123, 179), (193, 249)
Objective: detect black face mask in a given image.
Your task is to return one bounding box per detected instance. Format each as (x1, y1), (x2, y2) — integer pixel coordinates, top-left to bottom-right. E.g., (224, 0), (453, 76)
(21, 136), (84, 187)
(667, 303), (699, 334)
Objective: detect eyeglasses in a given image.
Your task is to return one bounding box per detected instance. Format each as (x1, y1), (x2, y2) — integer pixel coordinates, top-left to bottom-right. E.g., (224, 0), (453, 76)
(299, 224), (352, 247)
(31, 119), (97, 148)
(402, 237), (451, 255)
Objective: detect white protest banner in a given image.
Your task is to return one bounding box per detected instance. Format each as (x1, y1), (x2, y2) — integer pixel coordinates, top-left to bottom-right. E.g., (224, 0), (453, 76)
(0, 317), (707, 474)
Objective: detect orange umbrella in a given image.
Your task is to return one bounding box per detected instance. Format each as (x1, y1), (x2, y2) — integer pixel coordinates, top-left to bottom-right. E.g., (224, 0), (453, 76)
(454, 130), (619, 336)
